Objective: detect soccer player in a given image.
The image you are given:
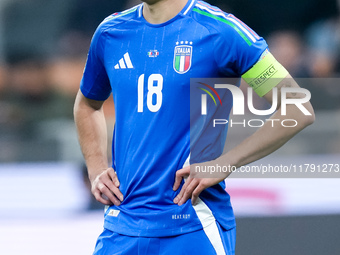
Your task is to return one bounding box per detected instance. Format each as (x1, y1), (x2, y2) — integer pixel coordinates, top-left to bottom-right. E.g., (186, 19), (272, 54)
(73, 0), (315, 254)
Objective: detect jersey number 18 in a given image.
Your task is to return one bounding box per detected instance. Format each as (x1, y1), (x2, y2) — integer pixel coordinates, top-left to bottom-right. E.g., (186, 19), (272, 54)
(138, 74), (163, 113)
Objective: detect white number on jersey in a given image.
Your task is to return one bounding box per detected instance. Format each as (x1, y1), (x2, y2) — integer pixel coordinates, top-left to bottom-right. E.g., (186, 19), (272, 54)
(138, 74), (163, 112)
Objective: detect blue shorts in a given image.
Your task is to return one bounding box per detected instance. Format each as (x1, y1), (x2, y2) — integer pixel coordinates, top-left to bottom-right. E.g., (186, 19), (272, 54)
(93, 222), (236, 255)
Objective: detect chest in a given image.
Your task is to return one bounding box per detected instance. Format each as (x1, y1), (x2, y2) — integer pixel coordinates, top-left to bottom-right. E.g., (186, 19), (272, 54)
(102, 22), (219, 92)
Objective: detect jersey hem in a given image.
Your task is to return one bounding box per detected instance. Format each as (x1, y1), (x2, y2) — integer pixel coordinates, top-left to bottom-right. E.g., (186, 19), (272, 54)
(103, 219), (236, 237)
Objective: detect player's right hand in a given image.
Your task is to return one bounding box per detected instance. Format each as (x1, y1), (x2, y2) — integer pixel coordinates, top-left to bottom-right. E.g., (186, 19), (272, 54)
(91, 167), (124, 206)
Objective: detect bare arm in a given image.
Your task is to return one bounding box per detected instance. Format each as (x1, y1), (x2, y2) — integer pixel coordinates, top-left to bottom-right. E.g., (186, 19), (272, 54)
(173, 75), (315, 205)
(74, 90), (123, 205)
(223, 74), (315, 169)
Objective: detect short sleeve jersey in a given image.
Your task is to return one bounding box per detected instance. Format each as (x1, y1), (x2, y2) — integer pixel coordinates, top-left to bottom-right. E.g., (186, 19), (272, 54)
(81, 0), (268, 237)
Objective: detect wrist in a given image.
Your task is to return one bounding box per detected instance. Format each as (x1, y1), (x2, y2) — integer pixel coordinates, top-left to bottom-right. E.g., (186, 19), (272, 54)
(88, 166), (108, 183)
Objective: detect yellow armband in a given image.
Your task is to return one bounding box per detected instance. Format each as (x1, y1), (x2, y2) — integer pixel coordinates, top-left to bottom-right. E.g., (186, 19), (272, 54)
(242, 51), (289, 97)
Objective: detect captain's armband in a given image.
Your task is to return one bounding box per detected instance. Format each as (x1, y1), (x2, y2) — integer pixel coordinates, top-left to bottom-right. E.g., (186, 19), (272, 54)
(242, 50), (289, 97)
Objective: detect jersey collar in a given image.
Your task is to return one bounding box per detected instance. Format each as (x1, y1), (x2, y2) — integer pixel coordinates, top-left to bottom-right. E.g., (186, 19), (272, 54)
(182, 0), (197, 16)
(137, 0), (197, 21)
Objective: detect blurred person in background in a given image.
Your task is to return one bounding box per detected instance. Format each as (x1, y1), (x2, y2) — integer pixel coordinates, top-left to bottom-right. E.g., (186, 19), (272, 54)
(0, 63), (21, 161)
(5, 52), (78, 132)
(0, 54), (67, 161)
(47, 31), (92, 98)
(305, 0), (340, 77)
(268, 30), (310, 77)
(304, 0), (340, 110)
(0, 63), (11, 124)
(0, 0), (77, 161)
(0, 0), (123, 162)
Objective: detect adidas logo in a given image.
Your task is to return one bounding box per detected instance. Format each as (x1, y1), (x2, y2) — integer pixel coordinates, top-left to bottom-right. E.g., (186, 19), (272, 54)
(114, 53), (134, 69)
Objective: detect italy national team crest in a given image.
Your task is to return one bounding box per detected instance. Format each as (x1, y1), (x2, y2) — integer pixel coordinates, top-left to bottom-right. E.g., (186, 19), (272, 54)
(173, 41), (193, 74)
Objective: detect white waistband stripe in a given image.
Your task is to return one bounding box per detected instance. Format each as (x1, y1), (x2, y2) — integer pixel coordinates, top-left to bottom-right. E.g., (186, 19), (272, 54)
(193, 198), (226, 254)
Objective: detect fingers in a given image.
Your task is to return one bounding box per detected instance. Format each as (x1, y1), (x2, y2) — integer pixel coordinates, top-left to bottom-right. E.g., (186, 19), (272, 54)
(173, 178), (189, 204)
(105, 168), (124, 200)
(174, 176), (216, 206)
(174, 177), (200, 206)
(107, 167), (120, 187)
(95, 183), (121, 206)
(102, 177), (124, 202)
(173, 178), (191, 205)
(91, 168), (124, 206)
(191, 183), (205, 205)
(173, 166), (190, 191)
(92, 189), (112, 205)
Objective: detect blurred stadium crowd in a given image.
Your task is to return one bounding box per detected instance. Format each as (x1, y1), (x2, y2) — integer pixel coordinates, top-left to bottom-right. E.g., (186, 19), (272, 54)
(0, 0), (339, 162)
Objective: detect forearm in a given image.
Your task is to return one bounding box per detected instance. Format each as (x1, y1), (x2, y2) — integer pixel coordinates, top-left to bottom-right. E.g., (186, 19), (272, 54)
(174, 103), (314, 205)
(74, 91), (109, 182)
(220, 104), (315, 171)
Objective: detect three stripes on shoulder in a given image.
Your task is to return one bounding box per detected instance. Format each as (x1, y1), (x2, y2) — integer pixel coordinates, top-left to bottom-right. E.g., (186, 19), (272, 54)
(114, 53), (134, 69)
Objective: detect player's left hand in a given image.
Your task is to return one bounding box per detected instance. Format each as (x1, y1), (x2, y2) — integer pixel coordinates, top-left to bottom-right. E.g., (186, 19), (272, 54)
(173, 164), (227, 206)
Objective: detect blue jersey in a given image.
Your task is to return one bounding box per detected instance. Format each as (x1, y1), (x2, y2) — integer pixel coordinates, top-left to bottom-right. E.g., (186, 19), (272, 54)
(81, 0), (267, 237)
